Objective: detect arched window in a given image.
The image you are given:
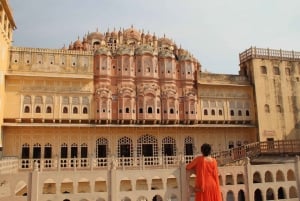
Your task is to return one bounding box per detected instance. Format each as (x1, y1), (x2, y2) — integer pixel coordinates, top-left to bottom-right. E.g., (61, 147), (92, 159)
(81, 143), (88, 158)
(82, 107), (88, 114)
(265, 171), (274, 182)
(278, 187), (285, 199)
(73, 107), (78, 114)
(238, 110), (242, 116)
(289, 186), (298, 199)
(230, 110), (235, 116)
(21, 143), (30, 159)
(273, 66), (280, 75)
(245, 110), (250, 116)
(170, 108), (174, 114)
(162, 136), (176, 156)
(211, 109), (215, 115)
(238, 190), (245, 201)
(264, 104), (270, 113)
(204, 109), (208, 115)
(139, 108), (143, 113)
(287, 169), (296, 181)
(24, 106), (30, 113)
(35, 106), (41, 113)
(125, 108), (130, 113)
(118, 136), (133, 158)
(44, 143), (52, 159)
(137, 134), (158, 157)
(96, 138), (108, 158)
(266, 188), (275, 200)
(63, 107), (68, 113)
(254, 189), (263, 201)
(33, 143), (41, 159)
(276, 170), (285, 181)
(71, 143), (78, 158)
(61, 143), (68, 158)
(148, 107), (153, 114)
(218, 109), (223, 115)
(46, 106), (52, 113)
(253, 172), (262, 183)
(276, 105), (282, 113)
(260, 66), (267, 74)
(184, 136), (194, 155)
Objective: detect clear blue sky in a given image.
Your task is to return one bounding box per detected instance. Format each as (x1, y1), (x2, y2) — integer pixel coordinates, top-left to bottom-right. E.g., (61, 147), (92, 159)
(9, 0), (300, 74)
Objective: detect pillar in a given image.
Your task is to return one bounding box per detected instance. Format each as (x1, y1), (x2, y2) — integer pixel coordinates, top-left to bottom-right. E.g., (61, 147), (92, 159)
(30, 161), (40, 201)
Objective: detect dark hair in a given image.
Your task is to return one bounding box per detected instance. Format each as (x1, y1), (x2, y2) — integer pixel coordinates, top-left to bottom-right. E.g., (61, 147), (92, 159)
(201, 143), (211, 156)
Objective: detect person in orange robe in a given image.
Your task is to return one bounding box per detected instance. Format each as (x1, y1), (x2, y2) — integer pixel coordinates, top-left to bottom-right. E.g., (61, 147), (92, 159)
(186, 143), (222, 201)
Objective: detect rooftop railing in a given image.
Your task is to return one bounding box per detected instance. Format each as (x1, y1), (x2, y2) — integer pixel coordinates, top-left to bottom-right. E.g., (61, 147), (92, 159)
(239, 47), (300, 63)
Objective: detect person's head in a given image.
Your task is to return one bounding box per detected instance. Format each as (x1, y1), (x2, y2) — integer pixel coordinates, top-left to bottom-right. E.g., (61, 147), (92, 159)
(201, 143), (211, 156)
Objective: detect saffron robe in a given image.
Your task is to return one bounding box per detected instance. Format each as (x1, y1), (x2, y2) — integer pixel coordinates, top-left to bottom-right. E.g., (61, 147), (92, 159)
(186, 156), (222, 201)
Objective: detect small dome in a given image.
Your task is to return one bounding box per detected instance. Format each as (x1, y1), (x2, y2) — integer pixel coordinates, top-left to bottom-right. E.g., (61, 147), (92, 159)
(123, 26), (141, 41)
(74, 39), (82, 49)
(87, 31), (105, 41)
(158, 36), (173, 46)
(111, 28), (118, 37)
(178, 49), (193, 61)
(145, 33), (153, 42)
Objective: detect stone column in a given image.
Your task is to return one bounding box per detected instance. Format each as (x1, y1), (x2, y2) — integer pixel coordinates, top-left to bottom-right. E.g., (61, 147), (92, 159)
(179, 155), (188, 201)
(30, 161), (40, 201)
(109, 156), (117, 201)
(295, 156), (300, 199)
(245, 157), (251, 201)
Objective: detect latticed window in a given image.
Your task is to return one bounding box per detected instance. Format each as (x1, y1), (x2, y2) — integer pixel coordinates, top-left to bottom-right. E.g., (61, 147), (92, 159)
(210, 100), (216, 107)
(71, 143), (78, 158)
(33, 143), (41, 159)
(21, 143), (30, 159)
(81, 143), (88, 158)
(162, 136), (176, 156)
(184, 136), (194, 156)
(118, 136), (133, 157)
(46, 96), (53, 104)
(62, 96), (69, 104)
(44, 143), (52, 159)
(137, 134), (158, 157)
(35, 96), (43, 104)
(24, 96), (31, 104)
(61, 143), (68, 158)
(72, 97), (80, 105)
(82, 96), (89, 105)
(96, 138), (108, 158)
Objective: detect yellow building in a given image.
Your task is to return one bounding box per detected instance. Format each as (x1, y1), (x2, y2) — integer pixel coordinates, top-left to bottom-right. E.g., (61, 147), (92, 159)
(0, 1), (300, 201)
(0, 0), (16, 156)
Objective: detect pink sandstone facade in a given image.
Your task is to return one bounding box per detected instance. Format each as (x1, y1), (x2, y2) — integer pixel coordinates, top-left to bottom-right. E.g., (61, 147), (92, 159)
(1, 0), (300, 201)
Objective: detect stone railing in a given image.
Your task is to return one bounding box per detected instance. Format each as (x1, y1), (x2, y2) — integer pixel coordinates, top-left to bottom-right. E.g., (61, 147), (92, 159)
(10, 46), (94, 55)
(198, 73), (250, 85)
(13, 140), (300, 171)
(0, 157), (19, 175)
(239, 47), (300, 63)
